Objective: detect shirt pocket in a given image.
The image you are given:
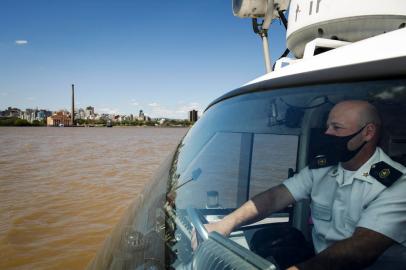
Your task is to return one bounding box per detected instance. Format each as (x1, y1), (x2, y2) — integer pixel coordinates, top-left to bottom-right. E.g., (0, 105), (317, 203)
(311, 202), (332, 221)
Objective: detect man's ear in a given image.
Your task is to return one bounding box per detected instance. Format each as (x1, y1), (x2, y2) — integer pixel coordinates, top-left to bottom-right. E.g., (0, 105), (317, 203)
(364, 123), (376, 141)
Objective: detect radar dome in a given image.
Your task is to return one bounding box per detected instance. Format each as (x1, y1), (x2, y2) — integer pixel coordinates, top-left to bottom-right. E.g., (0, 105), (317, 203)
(287, 0), (406, 58)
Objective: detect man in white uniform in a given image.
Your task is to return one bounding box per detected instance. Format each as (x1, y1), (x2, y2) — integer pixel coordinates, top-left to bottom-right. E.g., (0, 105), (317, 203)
(192, 100), (406, 270)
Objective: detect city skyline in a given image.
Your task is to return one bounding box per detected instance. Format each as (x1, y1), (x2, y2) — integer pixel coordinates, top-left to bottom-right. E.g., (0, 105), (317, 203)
(1, 104), (192, 120)
(0, 1), (287, 118)
(0, 85), (202, 120)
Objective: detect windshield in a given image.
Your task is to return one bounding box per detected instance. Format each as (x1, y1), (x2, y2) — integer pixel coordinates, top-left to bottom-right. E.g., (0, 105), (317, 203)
(88, 78), (406, 270)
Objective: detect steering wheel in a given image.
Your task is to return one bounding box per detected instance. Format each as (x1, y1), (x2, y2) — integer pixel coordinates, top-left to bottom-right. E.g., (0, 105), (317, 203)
(187, 207), (209, 245)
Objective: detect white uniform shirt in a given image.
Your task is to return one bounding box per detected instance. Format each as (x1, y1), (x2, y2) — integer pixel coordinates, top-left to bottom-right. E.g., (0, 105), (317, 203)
(283, 147), (406, 253)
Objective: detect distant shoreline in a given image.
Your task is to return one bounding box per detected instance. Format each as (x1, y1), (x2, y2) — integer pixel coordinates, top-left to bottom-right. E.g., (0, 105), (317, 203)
(0, 117), (194, 128)
(0, 125), (190, 128)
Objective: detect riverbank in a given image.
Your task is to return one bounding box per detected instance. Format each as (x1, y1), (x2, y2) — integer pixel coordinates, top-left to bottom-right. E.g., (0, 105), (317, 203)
(0, 117), (194, 127)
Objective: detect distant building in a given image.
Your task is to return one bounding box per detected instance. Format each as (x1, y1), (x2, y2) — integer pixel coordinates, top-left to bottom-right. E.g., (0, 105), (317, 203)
(47, 111), (72, 126)
(71, 84), (75, 126)
(3, 107), (21, 118)
(100, 113), (110, 121)
(20, 108), (51, 122)
(37, 110), (44, 121)
(38, 110), (52, 121)
(78, 108), (86, 119)
(138, 110), (146, 121)
(21, 109), (35, 122)
(85, 106), (95, 119)
(122, 115), (133, 121)
(112, 115), (120, 122)
(189, 110), (198, 122)
(158, 118), (166, 125)
(2, 107), (51, 122)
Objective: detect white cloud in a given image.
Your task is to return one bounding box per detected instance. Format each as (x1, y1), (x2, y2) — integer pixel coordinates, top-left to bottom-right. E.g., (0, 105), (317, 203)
(130, 99), (139, 106)
(149, 106), (177, 118)
(189, 102), (200, 107)
(176, 102), (202, 114)
(15, 40), (28, 45)
(99, 107), (120, 115)
(0, 92), (8, 97)
(145, 101), (203, 119)
(148, 102), (159, 107)
(26, 97), (36, 101)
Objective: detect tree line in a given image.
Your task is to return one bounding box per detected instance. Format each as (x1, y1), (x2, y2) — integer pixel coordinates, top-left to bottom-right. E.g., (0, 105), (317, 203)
(0, 117), (46, 126)
(0, 117), (193, 127)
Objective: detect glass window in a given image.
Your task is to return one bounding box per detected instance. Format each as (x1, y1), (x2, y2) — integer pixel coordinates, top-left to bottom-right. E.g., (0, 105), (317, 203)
(171, 79), (406, 214)
(250, 134), (298, 197)
(175, 132), (243, 209)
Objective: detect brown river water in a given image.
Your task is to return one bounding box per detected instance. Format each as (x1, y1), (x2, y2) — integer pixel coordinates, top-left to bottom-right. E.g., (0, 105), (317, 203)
(0, 127), (188, 270)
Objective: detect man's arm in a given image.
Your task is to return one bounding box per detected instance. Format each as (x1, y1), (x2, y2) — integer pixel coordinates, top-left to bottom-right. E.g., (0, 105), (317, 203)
(191, 184), (295, 249)
(223, 184), (295, 230)
(289, 227), (395, 270)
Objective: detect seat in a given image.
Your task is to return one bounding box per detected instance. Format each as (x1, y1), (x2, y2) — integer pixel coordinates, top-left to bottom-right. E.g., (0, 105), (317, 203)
(377, 102), (406, 166)
(249, 223), (314, 269)
(366, 244), (406, 270)
(368, 129), (406, 269)
(380, 133), (406, 166)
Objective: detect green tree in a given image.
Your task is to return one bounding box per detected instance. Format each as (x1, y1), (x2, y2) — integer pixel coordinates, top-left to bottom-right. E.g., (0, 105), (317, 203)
(0, 117), (14, 126)
(77, 119), (86, 125)
(32, 120), (41, 126)
(14, 119), (31, 126)
(95, 119), (107, 125)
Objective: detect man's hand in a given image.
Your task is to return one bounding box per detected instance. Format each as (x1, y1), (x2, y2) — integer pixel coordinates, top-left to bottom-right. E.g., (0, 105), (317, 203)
(191, 220), (233, 250)
(190, 185), (295, 251)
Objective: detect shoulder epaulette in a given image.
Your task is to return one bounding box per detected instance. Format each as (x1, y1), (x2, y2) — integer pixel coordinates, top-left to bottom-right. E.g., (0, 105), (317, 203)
(309, 155), (337, 169)
(369, 161), (403, 187)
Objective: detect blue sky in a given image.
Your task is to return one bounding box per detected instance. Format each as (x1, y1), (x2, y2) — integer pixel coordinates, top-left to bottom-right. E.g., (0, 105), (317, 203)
(0, 0), (287, 119)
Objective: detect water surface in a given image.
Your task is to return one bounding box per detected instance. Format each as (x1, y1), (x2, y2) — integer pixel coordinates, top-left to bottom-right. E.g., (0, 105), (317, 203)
(0, 127), (187, 270)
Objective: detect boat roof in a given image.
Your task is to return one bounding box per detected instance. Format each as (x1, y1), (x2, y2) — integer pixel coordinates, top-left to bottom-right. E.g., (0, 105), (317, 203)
(206, 28), (406, 111)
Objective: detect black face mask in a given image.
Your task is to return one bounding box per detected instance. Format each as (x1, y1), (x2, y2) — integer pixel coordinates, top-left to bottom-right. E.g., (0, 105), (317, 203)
(312, 126), (367, 167)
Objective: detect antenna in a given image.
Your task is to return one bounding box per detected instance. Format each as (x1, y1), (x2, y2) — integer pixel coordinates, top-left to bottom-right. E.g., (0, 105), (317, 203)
(252, 16), (273, 73)
(232, 0), (279, 73)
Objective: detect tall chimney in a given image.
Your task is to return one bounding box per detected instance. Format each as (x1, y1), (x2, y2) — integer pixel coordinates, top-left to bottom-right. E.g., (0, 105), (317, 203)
(71, 84), (75, 126)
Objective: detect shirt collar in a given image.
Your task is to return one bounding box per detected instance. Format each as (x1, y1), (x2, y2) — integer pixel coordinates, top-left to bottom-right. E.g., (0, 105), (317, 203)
(329, 148), (381, 186)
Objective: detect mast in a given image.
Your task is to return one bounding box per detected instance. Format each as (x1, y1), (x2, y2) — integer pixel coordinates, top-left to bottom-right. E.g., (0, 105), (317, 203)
(233, 0), (287, 73)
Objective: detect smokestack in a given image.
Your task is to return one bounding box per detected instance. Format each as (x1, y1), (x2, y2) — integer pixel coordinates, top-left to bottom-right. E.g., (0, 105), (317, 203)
(71, 84), (75, 126)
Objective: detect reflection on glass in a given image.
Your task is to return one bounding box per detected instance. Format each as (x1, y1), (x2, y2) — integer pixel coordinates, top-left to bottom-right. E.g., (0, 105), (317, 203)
(88, 79), (406, 270)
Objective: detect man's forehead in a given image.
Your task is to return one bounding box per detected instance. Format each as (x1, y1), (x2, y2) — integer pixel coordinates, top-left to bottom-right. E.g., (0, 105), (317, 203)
(327, 120), (345, 126)
(327, 105), (361, 126)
